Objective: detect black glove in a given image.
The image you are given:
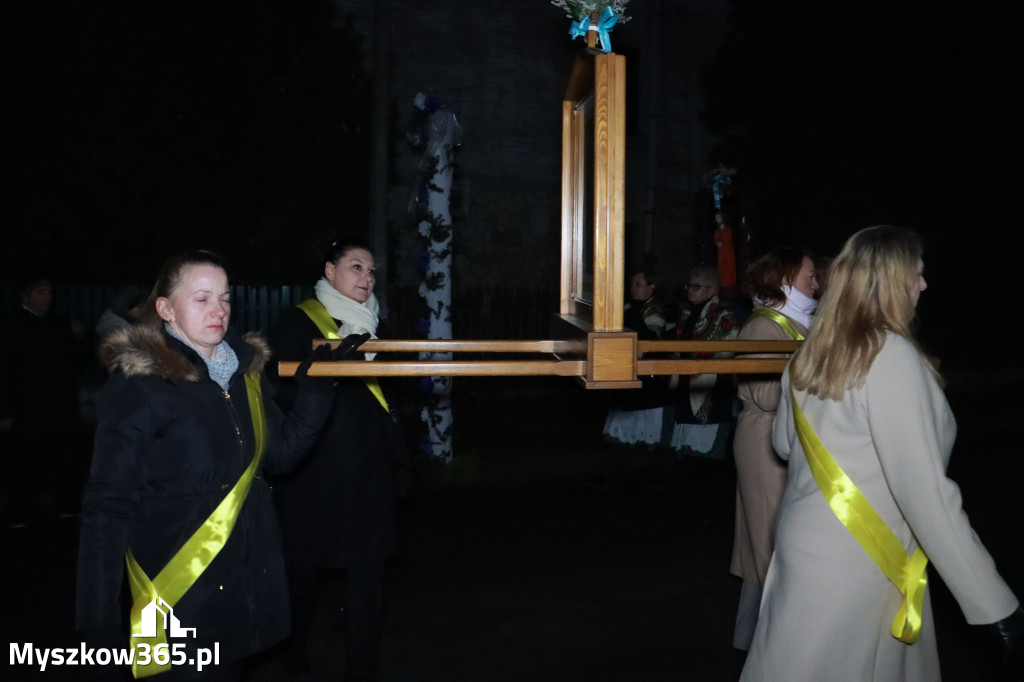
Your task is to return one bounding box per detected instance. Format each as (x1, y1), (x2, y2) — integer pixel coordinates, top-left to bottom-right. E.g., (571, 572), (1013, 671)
(333, 332), (371, 360)
(987, 607), (1024, 679)
(293, 343), (334, 394)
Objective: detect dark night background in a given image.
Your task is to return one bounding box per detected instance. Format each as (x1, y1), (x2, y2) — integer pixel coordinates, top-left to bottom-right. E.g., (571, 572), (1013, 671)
(701, 1), (1024, 365)
(3, 0), (1022, 366)
(2, 1), (373, 285)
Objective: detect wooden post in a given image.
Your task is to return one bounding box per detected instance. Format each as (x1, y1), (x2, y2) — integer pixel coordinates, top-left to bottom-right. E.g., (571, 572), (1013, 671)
(591, 51), (626, 332)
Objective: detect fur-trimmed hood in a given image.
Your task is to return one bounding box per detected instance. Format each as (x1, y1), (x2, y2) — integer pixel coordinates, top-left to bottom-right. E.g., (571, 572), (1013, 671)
(99, 324), (270, 381)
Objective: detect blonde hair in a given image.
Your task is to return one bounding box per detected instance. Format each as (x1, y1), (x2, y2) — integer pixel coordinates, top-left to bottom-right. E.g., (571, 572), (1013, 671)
(790, 225), (937, 400)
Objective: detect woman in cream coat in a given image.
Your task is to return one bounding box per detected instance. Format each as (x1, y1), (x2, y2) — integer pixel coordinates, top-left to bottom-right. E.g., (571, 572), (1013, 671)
(741, 226), (1022, 681)
(730, 246), (818, 650)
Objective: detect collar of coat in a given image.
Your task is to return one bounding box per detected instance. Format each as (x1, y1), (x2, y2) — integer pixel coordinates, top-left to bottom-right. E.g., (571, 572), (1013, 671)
(99, 324), (270, 382)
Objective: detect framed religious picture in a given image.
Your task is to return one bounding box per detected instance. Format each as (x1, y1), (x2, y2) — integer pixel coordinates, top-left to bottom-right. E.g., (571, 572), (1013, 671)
(559, 48), (626, 332)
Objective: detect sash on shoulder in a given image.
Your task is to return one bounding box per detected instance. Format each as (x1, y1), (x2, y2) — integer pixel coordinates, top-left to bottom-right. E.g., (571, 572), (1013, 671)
(125, 374), (267, 678)
(791, 387), (928, 644)
(745, 308), (805, 341)
(296, 298), (389, 413)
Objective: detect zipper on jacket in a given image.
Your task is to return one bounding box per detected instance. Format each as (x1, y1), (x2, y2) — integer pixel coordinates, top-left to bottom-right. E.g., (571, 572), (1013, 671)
(222, 390), (246, 468)
(219, 385), (261, 651)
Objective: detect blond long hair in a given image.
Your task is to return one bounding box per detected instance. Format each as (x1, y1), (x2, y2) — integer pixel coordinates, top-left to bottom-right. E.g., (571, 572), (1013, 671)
(790, 225), (937, 400)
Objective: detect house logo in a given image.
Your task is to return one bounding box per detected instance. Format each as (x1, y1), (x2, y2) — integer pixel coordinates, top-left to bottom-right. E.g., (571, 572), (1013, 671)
(133, 597), (197, 639)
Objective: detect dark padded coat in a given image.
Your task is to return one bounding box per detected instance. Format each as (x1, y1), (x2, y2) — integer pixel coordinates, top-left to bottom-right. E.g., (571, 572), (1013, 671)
(268, 306), (412, 569)
(76, 325), (330, 667)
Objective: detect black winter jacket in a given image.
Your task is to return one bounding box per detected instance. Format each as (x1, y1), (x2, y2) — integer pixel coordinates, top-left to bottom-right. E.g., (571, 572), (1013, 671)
(76, 325), (330, 667)
(269, 306), (412, 569)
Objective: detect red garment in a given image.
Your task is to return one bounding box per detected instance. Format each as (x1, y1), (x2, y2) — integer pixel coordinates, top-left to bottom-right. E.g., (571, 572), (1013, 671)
(714, 225), (737, 287)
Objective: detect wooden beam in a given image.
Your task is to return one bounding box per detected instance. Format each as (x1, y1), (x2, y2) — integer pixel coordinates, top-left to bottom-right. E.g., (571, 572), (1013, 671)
(279, 360), (588, 378)
(638, 358), (791, 375)
(315, 339), (586, 354)
(638, 340), (802, 353)
(314, 338), (801, 355)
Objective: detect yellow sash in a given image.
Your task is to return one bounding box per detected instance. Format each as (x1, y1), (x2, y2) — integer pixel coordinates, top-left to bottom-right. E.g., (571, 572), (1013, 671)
(791, 388), (929, 644)
(745, 308), (805, 341)
(296, 298), (389, 412)
(125, 374), (267, 678)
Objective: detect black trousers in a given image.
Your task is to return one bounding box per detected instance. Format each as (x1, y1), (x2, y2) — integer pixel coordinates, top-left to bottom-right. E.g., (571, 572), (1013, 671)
(286, 560), (386, 682)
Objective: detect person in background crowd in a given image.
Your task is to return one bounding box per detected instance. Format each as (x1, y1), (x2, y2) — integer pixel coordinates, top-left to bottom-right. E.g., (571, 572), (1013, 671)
(741, 225), (1023, 681)
(586, 269), (670, 491)
(663, 265), (739, 478)
(95, 284), (148, 340)
(730, 246), (818, 651)
(1, 274), (88, 525)
(813, 255), (834, 299)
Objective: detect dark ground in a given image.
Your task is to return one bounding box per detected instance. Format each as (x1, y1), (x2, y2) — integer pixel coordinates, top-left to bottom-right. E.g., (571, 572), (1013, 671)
(4, 369), (1023, 681)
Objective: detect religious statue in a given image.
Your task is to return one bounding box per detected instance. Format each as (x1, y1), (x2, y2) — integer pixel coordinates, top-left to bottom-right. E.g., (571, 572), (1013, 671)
(713, 210), (737, 289)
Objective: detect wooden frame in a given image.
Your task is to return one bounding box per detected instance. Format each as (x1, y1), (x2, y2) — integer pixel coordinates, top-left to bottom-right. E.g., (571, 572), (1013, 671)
(277, 48), (801, 387)
(559, 48), (626, 332)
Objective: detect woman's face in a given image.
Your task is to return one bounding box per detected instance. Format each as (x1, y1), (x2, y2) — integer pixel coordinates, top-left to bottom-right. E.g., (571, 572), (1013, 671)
(686, 276), (717, 305)
(630, 272), (655, 302)
(156, 264), (230, 358)
(325, 248), (376, 303)
(787, 256), (819, 299)
(909, 259), (927, 308)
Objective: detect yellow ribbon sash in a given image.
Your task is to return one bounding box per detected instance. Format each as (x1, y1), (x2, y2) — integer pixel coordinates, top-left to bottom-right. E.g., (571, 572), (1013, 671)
(296, 298), (389, 412)
(745, 308), (805, 341)
(125, 374), (267, 678)
(791, 388), (928, 644)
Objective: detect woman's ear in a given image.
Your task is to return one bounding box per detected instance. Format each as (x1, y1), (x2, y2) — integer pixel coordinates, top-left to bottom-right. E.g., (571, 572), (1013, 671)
(324, 262), (335, 283)
(155, 297), (173, 323)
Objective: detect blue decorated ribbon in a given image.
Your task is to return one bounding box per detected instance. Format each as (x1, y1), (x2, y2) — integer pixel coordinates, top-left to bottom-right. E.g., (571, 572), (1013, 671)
(568, 16), (590, 40)
(594, 6), (618, 52)
(568, 6), (618, 53)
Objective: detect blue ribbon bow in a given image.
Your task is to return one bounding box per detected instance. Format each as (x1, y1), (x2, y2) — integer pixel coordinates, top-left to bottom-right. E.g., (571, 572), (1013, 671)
(568, 6), (618, 53)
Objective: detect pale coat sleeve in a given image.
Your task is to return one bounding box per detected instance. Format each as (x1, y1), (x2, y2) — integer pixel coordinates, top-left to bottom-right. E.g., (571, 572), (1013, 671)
(772, 367), (794, 462)
(866, 335), (1018, 624)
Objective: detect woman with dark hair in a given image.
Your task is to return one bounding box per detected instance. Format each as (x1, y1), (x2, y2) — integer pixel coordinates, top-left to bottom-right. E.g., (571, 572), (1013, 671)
(588, 269), (669, 489)
(730, 245), (819, 651)
(741, 226), (1022, 680)
(77, 250), (339, 681)
(269, 237), (412, 682)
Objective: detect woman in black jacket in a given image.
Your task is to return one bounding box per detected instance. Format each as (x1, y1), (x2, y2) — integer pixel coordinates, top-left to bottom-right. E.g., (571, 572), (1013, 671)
(76, 250), (338, 681)
(269, 237), (412, 682)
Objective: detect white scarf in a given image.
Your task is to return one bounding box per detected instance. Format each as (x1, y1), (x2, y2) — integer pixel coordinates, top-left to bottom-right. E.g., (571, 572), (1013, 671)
(314, 278), (380, 359)
(755, 285), (818, 330)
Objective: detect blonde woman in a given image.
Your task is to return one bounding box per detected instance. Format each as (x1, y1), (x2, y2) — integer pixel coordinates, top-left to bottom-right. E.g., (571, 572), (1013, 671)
(741, 226), (1022, 681)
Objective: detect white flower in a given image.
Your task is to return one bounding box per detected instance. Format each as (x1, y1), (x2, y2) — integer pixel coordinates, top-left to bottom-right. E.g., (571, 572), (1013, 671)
(550, 0), (631, 24)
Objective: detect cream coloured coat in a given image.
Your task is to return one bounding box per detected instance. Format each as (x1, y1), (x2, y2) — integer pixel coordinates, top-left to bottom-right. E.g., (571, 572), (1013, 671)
(740, 332), (1018, 681)
(730, 312), (809, 584)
